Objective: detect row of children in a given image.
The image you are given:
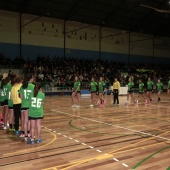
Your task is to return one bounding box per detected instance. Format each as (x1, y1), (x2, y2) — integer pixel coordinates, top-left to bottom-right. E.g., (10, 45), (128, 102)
(0, 74), (45, 144)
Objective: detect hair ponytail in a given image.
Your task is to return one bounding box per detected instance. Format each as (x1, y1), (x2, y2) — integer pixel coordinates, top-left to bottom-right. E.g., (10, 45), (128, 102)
(34, 84), (42, 97)
(22, 74), (32, 89)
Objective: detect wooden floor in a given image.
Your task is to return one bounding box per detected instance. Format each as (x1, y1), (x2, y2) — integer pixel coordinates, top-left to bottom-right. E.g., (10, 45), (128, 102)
(0, 93), (170, 170)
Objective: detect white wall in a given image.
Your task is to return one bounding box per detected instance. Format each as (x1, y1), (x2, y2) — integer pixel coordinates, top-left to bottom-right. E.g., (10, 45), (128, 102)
(0, 10), (170, 58)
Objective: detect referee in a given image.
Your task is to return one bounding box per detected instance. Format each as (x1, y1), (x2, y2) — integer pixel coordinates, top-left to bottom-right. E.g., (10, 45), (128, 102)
(112, 78), (120, 105)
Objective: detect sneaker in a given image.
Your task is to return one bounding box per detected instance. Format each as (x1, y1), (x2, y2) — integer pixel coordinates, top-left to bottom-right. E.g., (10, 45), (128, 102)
(24, 136), (28, 142)
(3, 126), (7, 130)
(158, 97), (161, 102)
(36, 139), (42, 143)
(28, 133), (31, 138)
(27, 139), (34, 144)
(71, 105), (76, 108)
(89, 104), (93, 107)
(96, 101), (100, 105)
(19, 133), (25, 138)
(14, 130), (19, 135)
(76, 105), (80, 108)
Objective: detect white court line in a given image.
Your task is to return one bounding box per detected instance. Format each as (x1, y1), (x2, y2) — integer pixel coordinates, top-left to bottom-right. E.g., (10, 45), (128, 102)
(89, 146), (94, 149)
(122, 163), (129, 167)
(63, 135), (67, 137)
(82, 143), (87, 145)
(96, 149), (102, 153)
(69, 137), (73, 140)
(113, 158), (119, 162)
(54, 110), (170, 141)
(75, 140), (79, 142)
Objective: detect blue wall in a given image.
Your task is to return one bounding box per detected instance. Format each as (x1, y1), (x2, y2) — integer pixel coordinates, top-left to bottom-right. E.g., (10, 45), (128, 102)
(0, 42), (170, 64)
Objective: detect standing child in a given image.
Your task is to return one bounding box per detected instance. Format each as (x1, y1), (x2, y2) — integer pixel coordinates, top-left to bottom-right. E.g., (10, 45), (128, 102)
(19, 74), (35, 140)
(97, 77), (105, 106)
(138, 79), (147, 104)
(167, 76), (170, 95)
(89, 77), (98, 107)
(11, 75), (23, 135)
(146, 77), (154, 102)
(0, 77), (5, 126)
(71, 76), (81, 108)
(125, 78), (138, 105)
(112, 78), (120, 105)
(156, 79), (163, 102)
(28, 84), (45, 144)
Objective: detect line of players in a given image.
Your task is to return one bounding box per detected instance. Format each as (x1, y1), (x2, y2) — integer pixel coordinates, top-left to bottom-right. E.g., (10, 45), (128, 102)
(0, 75), (45, 144)
(126, 77), (170, 105)
(71, 76), (170, 107)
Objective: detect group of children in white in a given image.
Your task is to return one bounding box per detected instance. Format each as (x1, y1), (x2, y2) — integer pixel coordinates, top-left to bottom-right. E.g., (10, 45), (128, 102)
(71, 76), (170, 107)
(0, 74), (45, 144)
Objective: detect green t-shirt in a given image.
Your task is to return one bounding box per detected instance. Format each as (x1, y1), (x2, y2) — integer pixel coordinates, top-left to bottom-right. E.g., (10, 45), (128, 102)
(19, 83), (35, 108)
(73, 81), (81, 91)
(147, 81), (154, 90)
(29, 92), (45, 118)
(3, 83), (11, 100)
(98, 81), (105, 92)
(8, 85), (13, 107)
(168, 80), (170, 89)
(90, 81), (97, 92)
(0, 82), (5, 102)
(128, 82), (134, 91)
(157, 82), (163, 92)
(139, 83), (144, 93)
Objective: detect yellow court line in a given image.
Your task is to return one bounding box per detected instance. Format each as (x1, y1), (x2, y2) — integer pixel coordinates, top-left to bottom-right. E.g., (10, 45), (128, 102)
(3, 129), (57, 156)
(109, 130), (170, 154)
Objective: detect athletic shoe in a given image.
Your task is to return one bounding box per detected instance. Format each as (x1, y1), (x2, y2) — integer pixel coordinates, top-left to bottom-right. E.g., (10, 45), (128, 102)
(3, 126), (7, 130)
(14, 130), (19, 135)
(158, 97), (161, 102)
(96, 101), (100, 105)
(71, 105), (76, 108)
(150, 98), (152, 102)
(89, 104), (93, 107)
(24, 136), (28, 142)
(28, 133), (31, 138)
(19, 133), (25, 138)
(76, 105), (80, 108)
(27, 139), (34, 144)
(36, 139), (42, 143)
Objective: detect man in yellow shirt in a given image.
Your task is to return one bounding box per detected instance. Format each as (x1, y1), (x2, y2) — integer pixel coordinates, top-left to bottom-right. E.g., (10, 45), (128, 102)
(112, 78), (120, 105)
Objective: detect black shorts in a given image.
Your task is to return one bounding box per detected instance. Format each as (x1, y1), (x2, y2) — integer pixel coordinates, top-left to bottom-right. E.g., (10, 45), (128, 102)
(147, 89), (152, 92)
(128, 90), (133, 93)
(72, 91), (81, 93)
(9, 107), (13, 110)
(29, 116), (44, 120)
(21, 108), (29, 111)
(138, 92), (144, 94)
(91, 91), (96, 93)
(2, 100), (8, 106)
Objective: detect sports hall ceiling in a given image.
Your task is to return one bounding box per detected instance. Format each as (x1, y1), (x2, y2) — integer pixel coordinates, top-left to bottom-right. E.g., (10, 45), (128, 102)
(1, 0), (170, 37)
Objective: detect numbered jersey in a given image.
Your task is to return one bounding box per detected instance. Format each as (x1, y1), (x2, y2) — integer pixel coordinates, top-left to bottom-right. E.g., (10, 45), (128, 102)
(2, 83), (11, 101)
(19, 83), (35, 108)
(29, 92), (45, 118)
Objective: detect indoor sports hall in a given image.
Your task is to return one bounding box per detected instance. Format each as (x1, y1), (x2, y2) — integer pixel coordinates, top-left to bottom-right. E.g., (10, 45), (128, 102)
(0, 1), (170, 170)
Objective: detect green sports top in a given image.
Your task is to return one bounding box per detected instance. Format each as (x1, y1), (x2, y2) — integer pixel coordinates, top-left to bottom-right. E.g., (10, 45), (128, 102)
(138, 83), (145, 93)
(128, 82), (134, 91)
(168, 80), (170, 89)
(73, 81), (81, 91)
(147, 81), (154, 90)
(3, 83), (12, 100)
(98, 81), (105, 92)
(29, 92), (45, 118)
(156, 82), (163, 92)
(8, 85), (13, 107)
(90, 81), (97, 92)
(19, 83), (35, 108)
(0, 82), (5, 102)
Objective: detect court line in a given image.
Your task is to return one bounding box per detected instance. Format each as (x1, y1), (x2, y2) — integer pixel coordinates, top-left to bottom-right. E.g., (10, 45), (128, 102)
(3, 129), (57, 156)
(54, 110), (170, 141)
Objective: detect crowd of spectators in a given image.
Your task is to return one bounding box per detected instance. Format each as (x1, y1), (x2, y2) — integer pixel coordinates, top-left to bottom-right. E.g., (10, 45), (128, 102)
(1, 54), (170, 90)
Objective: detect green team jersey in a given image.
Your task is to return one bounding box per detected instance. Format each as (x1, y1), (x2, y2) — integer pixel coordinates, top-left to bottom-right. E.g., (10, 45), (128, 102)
(3, 83), (12, 100)
(98, 81), (105, 92)
(73, 81), (81, 91)
(157, 82), (163, 92)
(29, 92), (45, 118)
(168, 80), (170, 89)
(8, 85), (13, 107)
(19, 83), (35, 108)
(0, 82), (5, 102)
(128, 82), (134, 91)
(139, 83), (145, 93)
(90, 81), (97, 92)
(147, 81), (154, 90)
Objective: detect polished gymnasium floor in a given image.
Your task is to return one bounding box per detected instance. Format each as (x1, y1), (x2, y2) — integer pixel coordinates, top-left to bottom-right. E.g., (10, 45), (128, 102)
(0, 93), (170, 170)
